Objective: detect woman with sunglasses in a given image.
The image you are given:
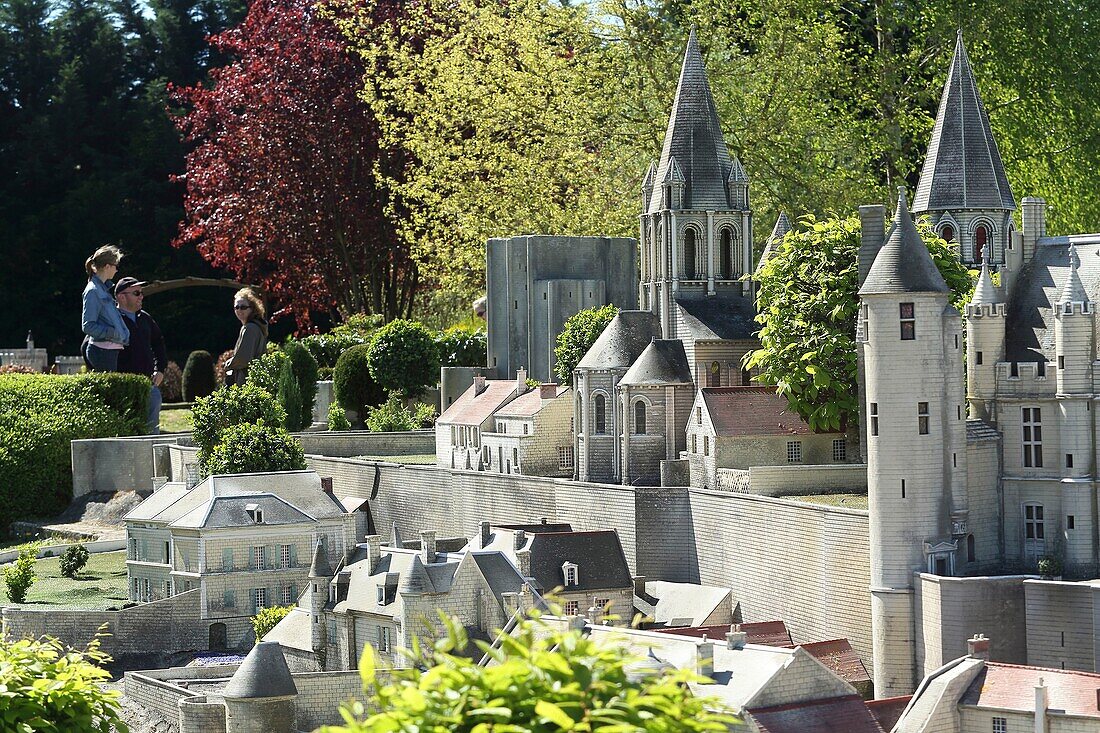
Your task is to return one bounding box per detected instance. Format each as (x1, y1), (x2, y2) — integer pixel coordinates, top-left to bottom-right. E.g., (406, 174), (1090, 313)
(224, 288), (269, 386)
(80, 244), (130, 372)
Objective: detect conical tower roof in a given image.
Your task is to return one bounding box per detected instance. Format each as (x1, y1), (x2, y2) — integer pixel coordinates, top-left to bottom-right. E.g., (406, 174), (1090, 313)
(223, 642), (297, 699)
(399, 554), (435, 595)
(970, 258), (1000, 305)
(620, 340), (693, 386)
(913, 31), (1015, 213)
(1058, 245), (1089, 305)
(860, 188), (949, 295)
(646, 28), (733, 214)
(756, 212), (792, 273)
(308, 541), (332, 579)
(576, 311), (661, 371)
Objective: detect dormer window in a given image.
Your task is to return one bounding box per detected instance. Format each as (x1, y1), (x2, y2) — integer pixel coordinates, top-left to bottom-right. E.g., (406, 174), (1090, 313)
(246, 504), (263, 524)
(562, 561), (579, 587)
(377, 586), (386, 605)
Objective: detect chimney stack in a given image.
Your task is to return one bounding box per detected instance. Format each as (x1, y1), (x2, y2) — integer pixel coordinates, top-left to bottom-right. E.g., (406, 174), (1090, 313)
(967, 633), (990, 661)
(697, 640), (715, 679)
(539, 383), (557, 400)
(26, 331), (33, 350)
(365, 534), (381, 573)
(516, 367), (528, 394)
(513, 530), (527, 550)
(1022, 197), (1047, 264)
(1035, 678), (1048, 733)
(516, 549), (531, 578)
(633, 575), (647, 597)
(726, 631), (747, 650)
(473, 375), (487, 395)
(479, 521), (491, 549)
(857, 204), (887, 287)
(320, 476), (333, 494)
(420, 530), (437, 563)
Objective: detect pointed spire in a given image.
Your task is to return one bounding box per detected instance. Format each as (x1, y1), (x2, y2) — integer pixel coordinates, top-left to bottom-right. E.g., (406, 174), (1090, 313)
(398, 554), (434, 595)
(309, 540), (332, 579)
(1058, 244), (1089, 306)
(391, 520), (402, 547)
(970, 252), (1000, 305)
(860, 188), (949, 295)
(755, 212), (792, 274)
(642, 161), (657, 191)
(646, 27), (734, 213)
(728, 157), (748, 184)
(913, 31), (1015, 213)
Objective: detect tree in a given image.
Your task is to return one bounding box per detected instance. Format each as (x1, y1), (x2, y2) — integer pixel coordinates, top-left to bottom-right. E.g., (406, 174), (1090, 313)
(171, 0), (417, 326)
(190, 384), (285, 468)
(365, 392), (436, 432)
(59, 543), (89, 579)
(747, 214), (973, 432)
(332, 343), (386, 420)
(365, 319), (439, 396)
(284, 340), (319, 424)
(0, 635), (127, 733)
(251, 604), (292, 643)
(3, 544), (37, 602)
(554, 304), (619, 385)
(204, 420), (307, 474)
(276, 359), (305, 432)
(321, 613), (737, 732)
(435, 326), (486, 369)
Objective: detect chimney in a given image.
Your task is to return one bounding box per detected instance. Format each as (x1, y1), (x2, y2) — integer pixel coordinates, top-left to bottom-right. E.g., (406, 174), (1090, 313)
(516, 367), (528, 394)
(365, 534), (381, 573)
(697, 640), (715, 679)
(967, 633), (990, 660)
(320, 477), (333, 494)
(420, 530), (436, 563)
(539, 383), (557, 400)
(858, 203), (887, 287)
(726, 631), (747, 650)
(473, 375), (488, 396)
(501, 592), (520, 615)
(1035, 678), (1048, 733)
(516, 549), (531, 578)
(479, 521), (491, 549)
(633, 575), (647, 597)
(513, 530), (527, 550)
(1022, 197), (1047, 264)
(539, 517), (549, 525)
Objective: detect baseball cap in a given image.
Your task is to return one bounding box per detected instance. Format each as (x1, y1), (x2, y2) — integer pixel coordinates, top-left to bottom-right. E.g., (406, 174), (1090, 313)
(113, 277), (146, 296)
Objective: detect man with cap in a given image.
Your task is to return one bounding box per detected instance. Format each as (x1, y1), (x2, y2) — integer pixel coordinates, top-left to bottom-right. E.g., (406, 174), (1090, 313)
(114, 277), (167, 434)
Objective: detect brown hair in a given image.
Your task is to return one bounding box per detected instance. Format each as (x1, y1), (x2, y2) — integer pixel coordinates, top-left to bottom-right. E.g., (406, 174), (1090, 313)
(85, 245), (122, 278)
(234, 288), (266, 319)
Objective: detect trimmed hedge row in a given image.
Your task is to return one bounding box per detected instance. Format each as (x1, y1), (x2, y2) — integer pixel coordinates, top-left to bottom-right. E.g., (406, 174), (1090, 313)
(0, 373), (150, 533)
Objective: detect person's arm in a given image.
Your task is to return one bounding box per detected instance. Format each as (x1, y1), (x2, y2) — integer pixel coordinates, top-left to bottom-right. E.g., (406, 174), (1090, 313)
(225, 324), (260, 371)
(149, 314), (168, 384)
(81, 287), (114, 341)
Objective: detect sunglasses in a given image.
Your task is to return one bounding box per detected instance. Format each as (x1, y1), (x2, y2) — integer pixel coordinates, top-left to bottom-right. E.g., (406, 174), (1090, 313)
(120, 290), (143, 297)
(234, 304), (252, 311)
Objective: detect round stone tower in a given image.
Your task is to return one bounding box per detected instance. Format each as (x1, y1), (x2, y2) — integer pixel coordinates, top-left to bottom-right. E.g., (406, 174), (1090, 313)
(308, 540), (333, 653)
(222, 641), (298, 733)
(965, 257), (1006, 422)
(859, 188), (965, 697)
(1055, 245), (1093, 482)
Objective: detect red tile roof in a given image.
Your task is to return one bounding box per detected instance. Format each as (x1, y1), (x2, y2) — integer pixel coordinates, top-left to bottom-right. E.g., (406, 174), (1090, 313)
(700, 387), (821, 437)
(746, 694), (885, 733)
(649, 620), (794, 647)
(801, 639), (871, 686)
(866, 696), (911, 732)
(961, 662), (1100, 718)
(494, 385), (569, 418)
(437, 381), (519, 427)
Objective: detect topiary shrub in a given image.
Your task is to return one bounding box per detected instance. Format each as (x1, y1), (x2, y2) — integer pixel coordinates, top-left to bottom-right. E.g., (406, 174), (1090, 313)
(284, 340), (319, 423)
(366, 319), (440, 396)
(333, 343), (386, 420)
(59, 544), (90, 579)
(182, 350), (217, 401)
(328, 402), (352, 431)
(191, 384), (286, 469)
(365, 392), (437, 432)
(214, 348), (236, 387)
(436, 326), (487, 368)
(161, 360), (183, 402)
(76, 372), (152, 435)
(245, 349), (288, 397)
(277, 359), (306, 432)
(204, 421), (307, 475)
(251, 604), (294, 644)
(3, 545), (37, 603)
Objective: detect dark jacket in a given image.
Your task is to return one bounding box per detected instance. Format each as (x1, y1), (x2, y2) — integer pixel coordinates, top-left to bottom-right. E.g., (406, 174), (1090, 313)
(117, 309), (167, 378)
(225, 318), (269, 385)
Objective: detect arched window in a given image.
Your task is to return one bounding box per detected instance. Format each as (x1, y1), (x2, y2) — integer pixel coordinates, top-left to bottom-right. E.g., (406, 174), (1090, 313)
(684, 229), (697, 279)
(633, 400), (647, 435)
(707, 360), (720, 388)
(594, 394), (606, 434)
(720, 229), (733, 279)
(975, 224), (989, 263)
(941, 224), (955, 243)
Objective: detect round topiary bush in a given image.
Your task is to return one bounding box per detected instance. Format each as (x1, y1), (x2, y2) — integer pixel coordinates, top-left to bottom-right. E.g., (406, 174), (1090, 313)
(59, 544), (89, 579)
(191, 384), (286, 468)
(182, 350), (217, 401)
(204, 421), (307, 475)
(333, 344), (385, 419)
(284, 340), (319, 424)
(366, 319), (440, 396)
(160, 361), (183, 402)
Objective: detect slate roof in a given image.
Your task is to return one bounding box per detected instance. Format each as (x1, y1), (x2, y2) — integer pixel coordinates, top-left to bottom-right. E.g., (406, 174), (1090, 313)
(222, 641), (297, 699)
(745, 694), (885, 733)
(124, 483), (189, 521)
(261, 607), (312, 652)
(860, 188), (949, 295)
(309, 541), (333, 578)
(674, 295), (758, 340)
(646, 28), (734, 214)
(171, 495), (313, 529)
(1005, 236), (1100, 362)
(799, 639), (870, 688)
(865, 696), (912, 732)
(961, 662), (1100, 718)
(634, 581), (732, 627)
(912, 31), (1015, 213)
(966, 419), (999, 442)
(620, 340), (693, 386)
(437, 380), (520, 427)
(970, 261), (999, 305)
(470, 552), (528, 603)
(1059, 245), (1089, 305)
(700, 387), (816, 437)
(756, 212), (792, 274)
(494, 522), (573, 534)
(526, 531), (632, 594)
(575, 311), (661, 371)
(493, 386), (569, 418)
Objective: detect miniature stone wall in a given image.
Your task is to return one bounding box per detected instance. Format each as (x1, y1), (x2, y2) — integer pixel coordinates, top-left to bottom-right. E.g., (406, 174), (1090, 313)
(1023, 579), (1100, 672)
(746, 464), (868, 496)
(72, 435), (183, 497)
(179, 696), (228, 733)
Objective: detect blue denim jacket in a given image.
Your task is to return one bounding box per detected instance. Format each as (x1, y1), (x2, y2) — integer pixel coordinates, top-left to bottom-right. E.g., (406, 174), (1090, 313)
(81, 276), (130, 345)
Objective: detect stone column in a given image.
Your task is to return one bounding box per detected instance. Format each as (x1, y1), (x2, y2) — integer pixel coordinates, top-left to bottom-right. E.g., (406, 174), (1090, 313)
(706, 211), (716, 294)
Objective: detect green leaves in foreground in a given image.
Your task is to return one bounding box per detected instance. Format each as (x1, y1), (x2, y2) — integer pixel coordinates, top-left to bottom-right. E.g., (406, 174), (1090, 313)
(321, 613), (736, 732)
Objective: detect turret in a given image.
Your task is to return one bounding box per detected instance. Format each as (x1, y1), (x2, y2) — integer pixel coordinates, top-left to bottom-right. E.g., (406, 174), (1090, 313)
(860, 187), (965, 696)
(222, 642), (298, 733)
(1054, 245), (1092, 395)
(965, 255), (1006, 422)
(307, 540), (332, 652)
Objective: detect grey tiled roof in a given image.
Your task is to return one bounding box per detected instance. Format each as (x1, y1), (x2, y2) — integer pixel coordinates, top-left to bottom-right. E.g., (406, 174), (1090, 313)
(674, 295), (758, 340)
(912, 32), (1015, 213)
(309, 541), (333, 579)
(173, 495), (312, 529)
(470, 553), (527, 602)
(527, 531), (632, 594)
(966, 420), (1000, 442)
(860, 188), (949, 295)
(1058, 245), (1089, 305)
(646, 28), (734, 214)
(222, 642), (297, 699)
(970, 262), (999, 305)
(576, 311), (661, 371)
(621, 339), (693, 386)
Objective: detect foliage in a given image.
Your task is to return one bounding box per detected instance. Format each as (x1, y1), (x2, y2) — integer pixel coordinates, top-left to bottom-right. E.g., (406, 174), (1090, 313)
(251, 604), (294, 643)
(747, 215), (973, 431)
(59, 544), (90, 579)
(214, 348), (236, 387)
(0, 364), (36, 374)
(435, 326), (486, 369)
(3, 545), (38, 603)
(204, 421), (307, 475)
(190, 384), (286, 468)
(182, 350), (217, 401)
(0, 635), (127, 733)
(365, 393), (436, 432)
(1037, 554), (1063, 578)
(321, 612), (736, 732)
(365, 319), (439, 396)
(285, 340), (319, 424)
(333, 344), (386, 418)
(161, 361), (184, 402)
(0, 374), (148, 529)
(171, 0), (417, 326)
(245, 349), (289, 397)
(301, 314), (383, 369)
(277, 358), (306, 431)
(554, 304), (619, 386)
(328, 402), (353, 431)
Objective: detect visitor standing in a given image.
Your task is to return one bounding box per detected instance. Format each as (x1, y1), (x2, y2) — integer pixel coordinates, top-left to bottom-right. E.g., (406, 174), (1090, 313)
(81, 245), (129, 372)
(115, 278), (167, 434)
(224, 288), (268, 386)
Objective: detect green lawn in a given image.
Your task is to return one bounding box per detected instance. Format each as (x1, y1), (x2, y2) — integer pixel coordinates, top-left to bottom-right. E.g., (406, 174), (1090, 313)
(160, 407), (193, 433)
(3, 550), (129, 611)
(354, 454), (437, 465)
(783, 493), (869, 510)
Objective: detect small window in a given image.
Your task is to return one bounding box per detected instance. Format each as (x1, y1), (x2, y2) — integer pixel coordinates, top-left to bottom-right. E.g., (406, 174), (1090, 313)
(254, 587), (267, 611)
(703, 435), (709, 456)
(594, 394), (606, 434)
(1025, 504), (1045, 539)
(1059, 355), (1065, 370)
(253, 546), (266, 570)
(941, 224), (955, 243)
(870, 403), (879, 436)
(563, 600), (580, 616)
(786, 441), (802, 463)
(707, 360), (720, 388)
(696, 406), (702, 425)
(975, 224), (990, 263)
(832, 439), (846, 462)
(901, 479), (906, 498)
(954, 333), (959, 349)
(562, 562), (579, 587)
(691, 434), (697, 453)
(523, 423), (529, 435)
(684, 229), (697, 279)
(282, 585), (296, 605)
(557, 446), (574, 470)
(992, 717), (1007, 733)
(594, 596), (610, 610)
(1067, 515), (1076, 530)
(633, 401), (647, 435)
(1067, 453), (1074, 468)
(900, 302), (916, 340)
(967, 534), (976, 563)
(377, 586), (385, 605)
(918, 402), (930, 435)
(1023, 407), (1043, 468)
(377, 626), (390, 652)
(976, 351), (983, 365)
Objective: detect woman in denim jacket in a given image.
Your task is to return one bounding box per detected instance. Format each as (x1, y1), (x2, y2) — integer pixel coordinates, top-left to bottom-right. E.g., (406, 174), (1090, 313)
(81, 245), (130, 372)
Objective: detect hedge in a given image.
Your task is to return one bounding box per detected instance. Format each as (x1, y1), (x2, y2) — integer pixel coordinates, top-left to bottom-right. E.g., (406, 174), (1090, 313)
(0, 373), (150, 532)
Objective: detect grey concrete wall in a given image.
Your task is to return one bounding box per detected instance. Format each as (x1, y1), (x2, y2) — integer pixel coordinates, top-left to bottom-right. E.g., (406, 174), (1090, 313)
(294, 430), (434, 458)
(1024, 579), (1098, 672)
(747, 464), (868, 496)
(72, 435), (183, 497)
(179, 696), (228, 733)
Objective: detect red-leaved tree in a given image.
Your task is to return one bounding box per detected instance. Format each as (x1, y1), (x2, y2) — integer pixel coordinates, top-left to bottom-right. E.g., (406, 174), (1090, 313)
(171, 0), (416, 325)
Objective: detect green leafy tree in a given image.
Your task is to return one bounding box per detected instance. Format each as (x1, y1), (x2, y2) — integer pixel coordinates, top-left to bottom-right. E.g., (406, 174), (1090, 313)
(191, 384), (286, 468)
(747, 214), (973, 432)
(435, 326), (486, 368)
(204, 421), (307, 475)
(284, 340), (319, 424)
(276, 359), (306, 432)
(0, 635), (127, 733)
(3, 545), (37, 603)
(245, 349), (289, 396)
(328, 402), (352, 431)
(554, 304), (619, 385)
(251, 604), (293, 644)
(59, 544), (89, 579)
(365, 319), (440, 396)
(321, 613), (736, 732)
(182, 350), (217, 401)
(365, 392), (436, 432)
(333, 343), (386, 421)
